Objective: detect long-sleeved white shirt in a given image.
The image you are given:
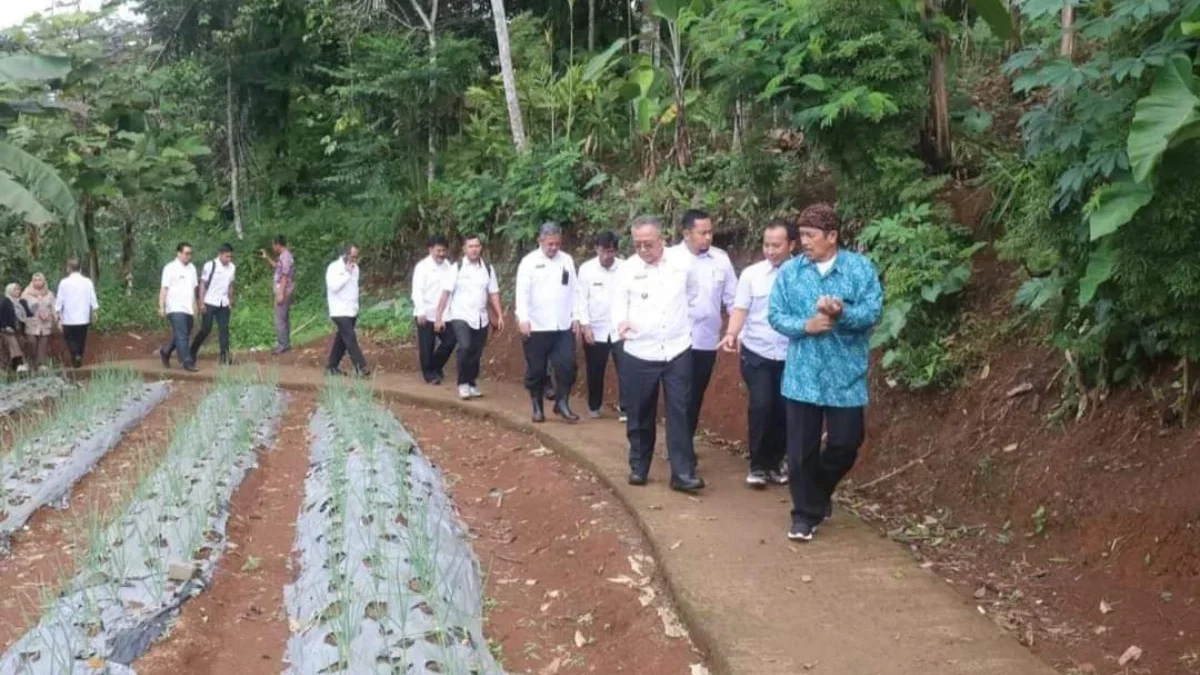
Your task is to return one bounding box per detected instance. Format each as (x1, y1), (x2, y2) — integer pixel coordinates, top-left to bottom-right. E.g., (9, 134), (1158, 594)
(326, 257), (360, 318)
(612, 247), (700, 362)
(515, 248), (579, 332)
(670, 243), (737, 351)
(54, 272), (99, 326)
(443, 259), (499, 329)
(576, 256), (623, 343)
(734, 259), (790, 362)
(411, 255), (452, 321)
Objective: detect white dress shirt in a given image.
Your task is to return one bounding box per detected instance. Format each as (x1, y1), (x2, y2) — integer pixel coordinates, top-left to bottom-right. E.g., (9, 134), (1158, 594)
(54, 273), (99, 326)
(515, 248), (579, 332)
(199, 259), (236, 307)
(670, 243), (736, 351)
(411, 255), (452, 321)
(576, 256), (623, 343)
(326, 257), (360, 318)
(160, 259), (198, 315)
(444, 259), (499, 329)
(733, 259), (790, 361)
(612, 247), (700, 362)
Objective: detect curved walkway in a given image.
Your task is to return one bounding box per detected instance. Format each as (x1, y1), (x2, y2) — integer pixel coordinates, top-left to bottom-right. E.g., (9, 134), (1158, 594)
(114, 360), (1057, 675)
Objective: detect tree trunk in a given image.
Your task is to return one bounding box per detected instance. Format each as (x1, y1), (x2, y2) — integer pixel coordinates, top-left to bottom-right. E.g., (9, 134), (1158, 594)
(427, 29), (437, 184)
(83, 196), (99, 279)
(1060, 1), (1075, 58)
(926, 4), (952, 171)
(121, 217), (134, 295)
(667, 22), (691, 169)
(1007, 0), (1022, 54)
(639, 0), (659, 66)
(490, 0), (530, 152)
(588, 0), (596, 51)
(225, 57), (244, 240)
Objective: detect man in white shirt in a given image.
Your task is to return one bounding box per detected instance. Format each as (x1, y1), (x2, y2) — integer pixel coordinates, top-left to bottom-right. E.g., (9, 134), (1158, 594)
(577, 230), (625, 420)
(411, 234), (456, 384)
(157, 242), (199, 372)
(672, 209), (737, 443)
(719, 220), (793, 488)
(54, 258), (99, 368)
(516, 222), (581, 423)
(613, 215), (705, 493)
(436, 234), (504, 400)
(325, 244), (369, 376)
(190, 243), (237, 365)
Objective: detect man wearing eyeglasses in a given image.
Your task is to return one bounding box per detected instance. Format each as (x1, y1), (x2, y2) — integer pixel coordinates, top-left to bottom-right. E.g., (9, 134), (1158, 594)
(612, 215), (705, 493)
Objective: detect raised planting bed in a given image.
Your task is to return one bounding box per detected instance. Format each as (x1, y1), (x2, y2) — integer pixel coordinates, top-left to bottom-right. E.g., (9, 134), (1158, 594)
(284, 380), (503, 675)
(1, 368), (170, 551)
(0, 374), (70, 417)
(0, 373), (286, 675)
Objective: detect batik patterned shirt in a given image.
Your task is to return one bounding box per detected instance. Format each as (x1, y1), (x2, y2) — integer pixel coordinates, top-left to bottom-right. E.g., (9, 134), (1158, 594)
(768, 249), (883, 408)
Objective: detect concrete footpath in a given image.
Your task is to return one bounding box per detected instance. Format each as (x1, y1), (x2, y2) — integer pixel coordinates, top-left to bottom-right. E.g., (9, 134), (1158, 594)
(117, 360), (1058, 675)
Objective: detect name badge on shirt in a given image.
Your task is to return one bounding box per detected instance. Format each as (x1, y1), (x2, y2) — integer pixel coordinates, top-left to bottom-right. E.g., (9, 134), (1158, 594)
(641, 292), (649, 299)
(592, 281), (604, 287)
(633, 273), (648, 280)
(535, 263), (546, 269)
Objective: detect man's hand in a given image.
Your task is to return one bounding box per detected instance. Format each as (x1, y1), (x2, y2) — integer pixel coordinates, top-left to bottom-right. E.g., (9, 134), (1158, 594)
(719, 333), (739, 353)
(199, 304), (207, 315)
(416, 315), (427, 327)
(805, 314), (834, 335)
(582, 326), (595, 345)
(519, 321), (532, 338)
(817, 295), (844, 318)
(617, 321), (633, 339)
(158, 306), (166, 318)
(494, 316), (506, 334)
(434, 319), (445, 333)
(259, 248), (268, 259)
(571, 320), (581, 339)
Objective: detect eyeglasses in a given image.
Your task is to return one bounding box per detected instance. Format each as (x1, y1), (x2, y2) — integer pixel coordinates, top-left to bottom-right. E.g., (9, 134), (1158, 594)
(632, 240), (660, 250)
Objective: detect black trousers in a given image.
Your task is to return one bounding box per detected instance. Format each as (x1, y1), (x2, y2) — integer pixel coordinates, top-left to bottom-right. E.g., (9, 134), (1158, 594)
(622, 351), (696, 479)
(161, 312), (195, 368)
(450, 320), (488, 386)
(740, 348), (787, 473)
(687, 348), (718, 437)
(190, 304), (231, 361)
(62, 324), (88, 368)
(523, 330), (576, 400)
(583, 339), (624, 412)
(417, 320), (457, 381)
(785, 401), (865, 525)
(327, 316), (368, 373)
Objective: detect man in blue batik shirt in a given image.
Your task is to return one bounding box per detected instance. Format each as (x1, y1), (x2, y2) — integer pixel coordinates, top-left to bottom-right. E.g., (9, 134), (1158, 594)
(769, 203), (883, 542)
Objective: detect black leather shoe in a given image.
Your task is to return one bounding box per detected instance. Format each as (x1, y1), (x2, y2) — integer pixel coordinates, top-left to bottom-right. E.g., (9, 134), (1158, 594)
(531, 394), (546, 423)
(159, 348), (170, 368)
(553, 399), (580, 422)
(628, 472), (648, 486)
(183, 364), (199, 373)
(670, 475), (706, 493)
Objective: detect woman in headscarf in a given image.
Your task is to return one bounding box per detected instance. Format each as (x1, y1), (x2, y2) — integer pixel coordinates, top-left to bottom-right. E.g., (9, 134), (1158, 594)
(0, 282), (32, 373)
(21, 273), (56, 371)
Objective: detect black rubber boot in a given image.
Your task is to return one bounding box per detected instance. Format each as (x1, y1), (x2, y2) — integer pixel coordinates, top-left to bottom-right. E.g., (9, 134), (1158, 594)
(531, 393), (546, 423)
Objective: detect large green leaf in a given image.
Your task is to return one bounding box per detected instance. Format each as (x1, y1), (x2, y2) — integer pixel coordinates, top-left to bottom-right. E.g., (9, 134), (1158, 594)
(0, 54), (72, 84)
(583, 39), (627, 83)
(1078, 243), (1117, 306)
(967, 0), (1014, 40)
(1087, 179), (1154, 240)
(0, 141), (79, 224)
(651, 0), (683, 21)
(0, 169), (56, 225)
(1127, 54), (1200, 183)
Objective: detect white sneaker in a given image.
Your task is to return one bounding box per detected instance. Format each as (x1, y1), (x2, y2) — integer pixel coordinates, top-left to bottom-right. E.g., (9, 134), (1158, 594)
(618, 410), (628, 422)
(16, 364), (29, 373)
(469, 385), (483, 398)
(458, 384), (471, 400)
(587, 409), (601, 419)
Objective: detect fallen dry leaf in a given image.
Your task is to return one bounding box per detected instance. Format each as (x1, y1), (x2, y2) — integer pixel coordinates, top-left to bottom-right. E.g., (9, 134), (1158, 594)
(1118, 645), (1142, 667)
(1099, 599), (1113, 615)
(689, 665), (711, 675)
(538, 656), (564, 675)
(574, 629), (589, 648)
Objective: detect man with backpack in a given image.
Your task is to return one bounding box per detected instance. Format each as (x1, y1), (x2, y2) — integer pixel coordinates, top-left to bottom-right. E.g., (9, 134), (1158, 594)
(190, 243), (237, 365)
(435, 234), (504, 400)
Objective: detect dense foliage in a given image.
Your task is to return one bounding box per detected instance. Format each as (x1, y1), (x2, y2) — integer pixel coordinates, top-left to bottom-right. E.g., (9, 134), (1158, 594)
(1, 0), (1197, 406)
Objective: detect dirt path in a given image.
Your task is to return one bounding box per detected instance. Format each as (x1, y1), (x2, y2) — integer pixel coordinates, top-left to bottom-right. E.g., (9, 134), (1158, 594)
(117, 360), (1059, 675)
(135, 391), (315, 675)
(0, 382), (204, 648)
(397, 403), (701, 673)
